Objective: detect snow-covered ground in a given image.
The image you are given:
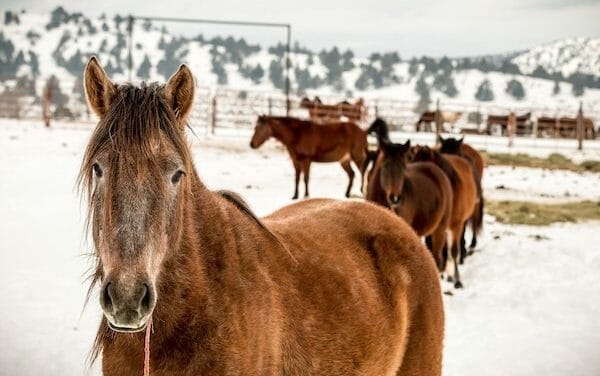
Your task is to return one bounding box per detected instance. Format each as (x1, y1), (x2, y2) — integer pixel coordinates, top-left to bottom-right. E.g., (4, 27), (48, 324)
(0, 120), (599, 375)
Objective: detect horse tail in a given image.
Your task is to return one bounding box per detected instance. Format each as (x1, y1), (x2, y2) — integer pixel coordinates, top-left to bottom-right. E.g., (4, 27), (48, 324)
(471, 169), (484, 236)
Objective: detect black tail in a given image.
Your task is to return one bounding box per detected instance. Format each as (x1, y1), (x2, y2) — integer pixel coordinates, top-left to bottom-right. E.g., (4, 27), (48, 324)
(469, 169), (484, 249)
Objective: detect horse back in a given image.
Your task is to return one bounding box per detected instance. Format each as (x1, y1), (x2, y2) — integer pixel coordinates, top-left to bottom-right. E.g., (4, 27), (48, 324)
(262, 198), (444, 375)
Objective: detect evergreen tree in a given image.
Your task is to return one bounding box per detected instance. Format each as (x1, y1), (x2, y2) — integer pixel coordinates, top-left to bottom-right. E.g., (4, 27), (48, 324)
(553, 80), (561, 95)
(415, 75), (431, 106)
(136, 55), (152, 79)
(505, 79), (525, 100)
(269, 60), (284, 89)
(475, 79), (494, 101)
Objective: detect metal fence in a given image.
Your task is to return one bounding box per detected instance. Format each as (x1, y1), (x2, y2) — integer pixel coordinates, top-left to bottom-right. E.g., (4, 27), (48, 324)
(1, 75), (599, 147)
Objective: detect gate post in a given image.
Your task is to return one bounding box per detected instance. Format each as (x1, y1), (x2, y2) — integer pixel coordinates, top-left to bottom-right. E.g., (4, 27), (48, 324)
(210, 96), (217, 135)
(577, 102), (584, 150)
(435, 99), (442, 143)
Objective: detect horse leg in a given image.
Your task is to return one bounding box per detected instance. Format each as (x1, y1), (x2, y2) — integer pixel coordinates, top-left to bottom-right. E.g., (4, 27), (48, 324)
(430, 228), (447, 273)
(302, 159), (311, 198)
(446, 225), (463, 288)
(351, 150), (367, 195)
(292, 159), (301, 200)
(459, 222), (467, 264)
(340, 159), (355, 198)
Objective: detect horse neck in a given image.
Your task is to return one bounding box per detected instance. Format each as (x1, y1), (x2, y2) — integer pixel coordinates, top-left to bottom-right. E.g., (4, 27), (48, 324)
(269, 119), (296, 146)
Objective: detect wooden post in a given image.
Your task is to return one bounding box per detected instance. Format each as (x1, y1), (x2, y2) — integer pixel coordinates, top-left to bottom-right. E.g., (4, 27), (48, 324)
(507, 111), (516, 147)
(435, 99), (442, 143)
(210, 96), (217, 135)
(268, 97), (272, 116)
(532, 109), (538, 138)
(43, 83), (51, 128)
(577, 102), (584, 150)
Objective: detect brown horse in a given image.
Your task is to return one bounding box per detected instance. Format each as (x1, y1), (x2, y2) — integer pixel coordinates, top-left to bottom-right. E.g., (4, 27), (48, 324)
(366, 139), (453, 273)
(438, 136), (485, 250)
(411, 145), (478, 288)
(79, 57), (444, 375)
(250, 115), (368, 199)
(300, 96), (365, 123)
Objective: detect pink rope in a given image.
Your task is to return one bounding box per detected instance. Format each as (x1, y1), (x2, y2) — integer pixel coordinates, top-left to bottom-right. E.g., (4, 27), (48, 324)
(144, 316), (152, 376)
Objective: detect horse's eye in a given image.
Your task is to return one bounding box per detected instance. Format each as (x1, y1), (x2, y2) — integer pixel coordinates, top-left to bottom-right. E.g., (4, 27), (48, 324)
(92, 163), (103, 178)
(171, 170), (185, 184)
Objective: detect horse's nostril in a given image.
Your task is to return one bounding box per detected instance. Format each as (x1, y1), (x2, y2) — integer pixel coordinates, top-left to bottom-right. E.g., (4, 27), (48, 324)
(102, 282), (114, 311)
(139, 283), (154, 315)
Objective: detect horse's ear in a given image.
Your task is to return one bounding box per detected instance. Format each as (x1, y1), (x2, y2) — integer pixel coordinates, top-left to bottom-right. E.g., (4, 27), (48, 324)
(458, 136), (464, 144)
(402, 140), (411, 151)
(438, 135), (445, 143)
(165, 64), (195, 128)
(84, 56), (117, 118)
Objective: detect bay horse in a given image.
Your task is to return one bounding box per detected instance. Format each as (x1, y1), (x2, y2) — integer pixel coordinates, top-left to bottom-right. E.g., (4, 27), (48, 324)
(250, 115), (368, 199)
(366, 139), (453, 274)
(410, 145), (478, 288)
(438, 136), (485, 250)
(79, 57), (444, 375)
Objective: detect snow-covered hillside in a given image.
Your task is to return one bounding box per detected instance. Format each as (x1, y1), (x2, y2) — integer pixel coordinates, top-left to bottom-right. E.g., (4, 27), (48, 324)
(512, 37), (600, 77)
(0, 7), (599, 113)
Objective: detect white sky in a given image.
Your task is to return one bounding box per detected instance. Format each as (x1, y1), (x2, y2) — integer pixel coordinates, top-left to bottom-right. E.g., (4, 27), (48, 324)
(4, 0), (600, 57)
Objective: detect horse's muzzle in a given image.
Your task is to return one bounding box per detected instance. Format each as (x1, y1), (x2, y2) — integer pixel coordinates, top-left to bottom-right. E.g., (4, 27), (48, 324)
(100, 279), (155, 333)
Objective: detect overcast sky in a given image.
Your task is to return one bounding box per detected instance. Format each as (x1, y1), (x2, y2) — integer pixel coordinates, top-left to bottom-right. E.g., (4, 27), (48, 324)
(4, 0), (600, 57)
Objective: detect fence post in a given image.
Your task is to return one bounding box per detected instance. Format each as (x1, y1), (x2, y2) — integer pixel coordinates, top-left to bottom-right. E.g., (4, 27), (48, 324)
(268, 97), (272, 116)
(507, 111), (516, 147)
(43, 84), (51, 128)
(577, 101), (584, 151)
(210, 96), (217, 135)
(435, 99), (442, 142)
(532, 108), (538, 138)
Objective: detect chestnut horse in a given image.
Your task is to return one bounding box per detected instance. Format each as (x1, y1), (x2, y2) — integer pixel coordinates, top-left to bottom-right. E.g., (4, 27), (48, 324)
(250, 115), (368, 199)
(438, 136), (485, 250)
(366, 140), (453, 273)
(411, 145), (477, 288)
(79, 57), (444, 375)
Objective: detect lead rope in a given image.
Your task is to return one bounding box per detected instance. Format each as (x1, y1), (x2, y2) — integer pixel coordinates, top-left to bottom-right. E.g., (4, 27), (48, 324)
(144, 316), (152, 376)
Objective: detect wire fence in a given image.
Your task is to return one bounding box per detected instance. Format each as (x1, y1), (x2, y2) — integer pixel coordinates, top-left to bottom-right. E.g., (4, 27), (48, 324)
(1, 75), (599, 148)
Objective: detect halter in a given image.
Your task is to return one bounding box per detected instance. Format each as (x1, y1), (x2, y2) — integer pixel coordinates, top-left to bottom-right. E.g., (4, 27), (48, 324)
(144, 316), (152, 376)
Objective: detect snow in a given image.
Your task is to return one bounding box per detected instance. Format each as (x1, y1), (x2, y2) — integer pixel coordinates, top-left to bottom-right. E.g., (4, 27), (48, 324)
(2, 9), (600, 118)
(0, 119), (599, 375)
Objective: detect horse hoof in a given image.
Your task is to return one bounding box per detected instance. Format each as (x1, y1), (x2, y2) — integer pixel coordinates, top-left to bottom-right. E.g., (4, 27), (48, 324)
(467, 249), (475, 256)
(454, 281), (464, 289)
(447, 276), (454, 283)
(292, 196), (298, 200)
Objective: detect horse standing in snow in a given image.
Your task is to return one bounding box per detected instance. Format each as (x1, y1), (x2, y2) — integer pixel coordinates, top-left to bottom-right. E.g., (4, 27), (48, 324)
(79, 57), (444, 375)
(250, 115), (368, 199)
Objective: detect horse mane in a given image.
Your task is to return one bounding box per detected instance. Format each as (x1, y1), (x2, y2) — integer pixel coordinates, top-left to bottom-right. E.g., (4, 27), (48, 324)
(367, 118), (391, 145)
(217, 190), (297, 263)
(432, 150), (459, 187)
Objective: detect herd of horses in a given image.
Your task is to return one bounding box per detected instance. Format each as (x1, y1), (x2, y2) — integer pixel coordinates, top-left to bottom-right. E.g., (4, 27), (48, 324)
(250, 116), (484, 289)
(416, 110), (596, 139)
(80, 58), (446, 375)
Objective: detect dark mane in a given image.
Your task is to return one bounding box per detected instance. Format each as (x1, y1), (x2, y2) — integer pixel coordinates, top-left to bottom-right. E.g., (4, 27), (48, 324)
(218, 190), (297, 263)
(432, 150), (459, 187)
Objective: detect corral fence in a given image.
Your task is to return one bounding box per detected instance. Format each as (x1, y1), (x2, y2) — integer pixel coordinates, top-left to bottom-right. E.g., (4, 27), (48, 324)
(1, 75), (599, 150)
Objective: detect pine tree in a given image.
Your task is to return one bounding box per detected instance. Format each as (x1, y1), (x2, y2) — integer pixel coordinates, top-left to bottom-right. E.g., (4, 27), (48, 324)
(475, 79), (494, 101)
(137, 55), (152, 79)
(505, 79), (525, 100)
(269, 60), (284, 89)
(415, 75), (431, 109)
(553, 80), (560, 95)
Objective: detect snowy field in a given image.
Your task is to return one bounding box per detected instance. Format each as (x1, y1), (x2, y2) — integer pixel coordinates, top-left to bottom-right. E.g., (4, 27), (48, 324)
(1, 119), (599, 375)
